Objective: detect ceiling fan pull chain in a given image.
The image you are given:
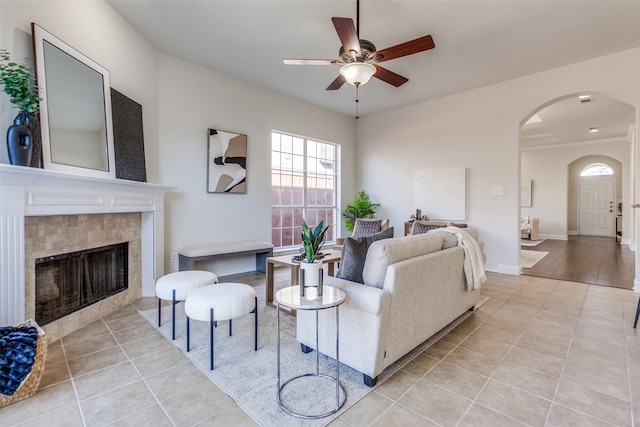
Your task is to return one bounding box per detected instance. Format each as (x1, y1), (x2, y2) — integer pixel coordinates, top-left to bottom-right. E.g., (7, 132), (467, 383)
(355, 84), (360, 119)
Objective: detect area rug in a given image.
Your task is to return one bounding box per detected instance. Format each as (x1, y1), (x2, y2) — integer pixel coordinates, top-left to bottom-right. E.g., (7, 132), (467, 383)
(521, 250), (549, 268)
(138, 285), (476, 426)
(521, 238), (546, 247)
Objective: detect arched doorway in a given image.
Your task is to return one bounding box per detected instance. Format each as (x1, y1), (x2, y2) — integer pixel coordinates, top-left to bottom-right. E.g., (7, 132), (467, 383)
(519, 93), (636, 288)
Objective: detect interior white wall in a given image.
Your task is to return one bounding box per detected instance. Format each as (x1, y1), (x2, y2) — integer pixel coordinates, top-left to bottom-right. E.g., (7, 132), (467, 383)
(522, 145), (628, 239)
(158, 55), (356, 275)
(0, 0), (160, 182)
(356, 48), (640, 275)
(1, 1), (357, 278)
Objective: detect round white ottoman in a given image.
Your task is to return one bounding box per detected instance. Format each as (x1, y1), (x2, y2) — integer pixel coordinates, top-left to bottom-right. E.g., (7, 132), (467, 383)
(156, 270), (218, 340)
(185, 282), (257, 370)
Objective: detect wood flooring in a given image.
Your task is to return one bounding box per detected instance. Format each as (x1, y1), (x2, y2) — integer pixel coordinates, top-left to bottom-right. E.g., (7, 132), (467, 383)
(522, 236), (635, 289)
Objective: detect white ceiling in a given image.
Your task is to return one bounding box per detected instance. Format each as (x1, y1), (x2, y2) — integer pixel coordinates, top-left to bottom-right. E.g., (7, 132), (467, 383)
(107, 0), (640, 139)
(521, 95), (636, 149)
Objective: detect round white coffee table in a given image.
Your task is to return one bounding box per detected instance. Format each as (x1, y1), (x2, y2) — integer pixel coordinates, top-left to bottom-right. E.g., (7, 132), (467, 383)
(275, 285), (346, 419)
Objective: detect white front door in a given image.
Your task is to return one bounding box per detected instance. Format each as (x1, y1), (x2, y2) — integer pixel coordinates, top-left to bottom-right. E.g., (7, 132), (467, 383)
(579, 178), (615, 237)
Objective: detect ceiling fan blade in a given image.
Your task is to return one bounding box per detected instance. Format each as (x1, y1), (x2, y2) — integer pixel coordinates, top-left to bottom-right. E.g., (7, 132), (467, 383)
(283, 59), (341, 65)
(373, 35), (435, 63)
(332, 17), (360, 58)
(326, 74), (346, 91)
(373, 65), (409, 87)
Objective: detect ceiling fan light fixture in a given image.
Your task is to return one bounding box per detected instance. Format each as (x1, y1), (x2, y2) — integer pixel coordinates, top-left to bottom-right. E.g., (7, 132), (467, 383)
(339, 62), (376, 86)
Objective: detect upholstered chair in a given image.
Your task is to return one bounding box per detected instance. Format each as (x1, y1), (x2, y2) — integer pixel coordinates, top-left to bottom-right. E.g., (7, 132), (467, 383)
(409, 220), (453, 235)
(351, 218), (390, 238)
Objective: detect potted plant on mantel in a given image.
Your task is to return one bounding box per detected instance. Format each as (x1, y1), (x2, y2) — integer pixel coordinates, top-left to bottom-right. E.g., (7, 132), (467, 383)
(300, 218), (330, 290)
(0, 49), (42, 167)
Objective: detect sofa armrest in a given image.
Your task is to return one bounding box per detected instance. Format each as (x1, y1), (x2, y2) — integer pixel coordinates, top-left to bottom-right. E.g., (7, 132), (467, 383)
(323, 276), (390, 316)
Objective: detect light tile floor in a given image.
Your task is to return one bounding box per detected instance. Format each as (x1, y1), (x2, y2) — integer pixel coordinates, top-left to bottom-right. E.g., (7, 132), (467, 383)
(2, 271), (640, 426)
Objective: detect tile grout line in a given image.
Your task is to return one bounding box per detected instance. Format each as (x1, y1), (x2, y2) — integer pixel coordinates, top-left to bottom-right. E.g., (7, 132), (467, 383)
(454, 281), (534, 426)
(103, 302), (179, 426)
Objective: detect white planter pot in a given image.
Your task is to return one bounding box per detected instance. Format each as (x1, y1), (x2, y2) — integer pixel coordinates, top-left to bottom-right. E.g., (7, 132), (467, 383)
(299, 260), (323, 287)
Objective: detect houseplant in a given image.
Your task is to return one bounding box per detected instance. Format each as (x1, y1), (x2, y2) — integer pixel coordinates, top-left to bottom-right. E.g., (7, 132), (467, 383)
(342, 190), (381, 233)
(0, 49), (42, 167)
(300, 218), (330, 289)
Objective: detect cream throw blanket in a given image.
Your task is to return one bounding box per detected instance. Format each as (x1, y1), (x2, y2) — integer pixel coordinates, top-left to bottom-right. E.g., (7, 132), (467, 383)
(443, 226), (486, 290)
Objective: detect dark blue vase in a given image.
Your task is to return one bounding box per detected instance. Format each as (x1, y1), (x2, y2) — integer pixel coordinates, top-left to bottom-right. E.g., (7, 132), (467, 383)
(7, 111), (32, 166)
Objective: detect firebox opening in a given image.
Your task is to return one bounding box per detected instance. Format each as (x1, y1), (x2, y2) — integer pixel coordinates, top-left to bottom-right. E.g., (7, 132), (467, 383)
(35, 242), (129, 325)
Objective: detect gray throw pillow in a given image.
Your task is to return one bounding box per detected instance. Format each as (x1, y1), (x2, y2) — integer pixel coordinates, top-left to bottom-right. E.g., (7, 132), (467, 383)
(337, 227), (394, 283)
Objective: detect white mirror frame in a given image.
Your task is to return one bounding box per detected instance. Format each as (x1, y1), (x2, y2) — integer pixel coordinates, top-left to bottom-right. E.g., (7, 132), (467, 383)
(32, 23), (116, 179)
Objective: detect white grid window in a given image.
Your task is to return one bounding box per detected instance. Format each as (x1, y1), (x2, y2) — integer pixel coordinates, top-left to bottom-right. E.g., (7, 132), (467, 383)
(580, 163), (614, 176)
(271, 131), (338, 249)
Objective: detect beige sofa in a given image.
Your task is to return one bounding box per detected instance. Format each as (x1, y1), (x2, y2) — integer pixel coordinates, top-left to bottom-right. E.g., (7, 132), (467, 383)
(296, 228), (483, 386)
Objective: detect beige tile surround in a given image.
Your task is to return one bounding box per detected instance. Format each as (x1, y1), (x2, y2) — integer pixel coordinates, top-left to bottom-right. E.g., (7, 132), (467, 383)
(2, 271), (640, 426)
(24, 213), (142, 343)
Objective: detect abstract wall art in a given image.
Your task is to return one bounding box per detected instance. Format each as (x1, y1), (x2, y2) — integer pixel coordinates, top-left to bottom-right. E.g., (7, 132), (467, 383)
(207, 128), (247, 193)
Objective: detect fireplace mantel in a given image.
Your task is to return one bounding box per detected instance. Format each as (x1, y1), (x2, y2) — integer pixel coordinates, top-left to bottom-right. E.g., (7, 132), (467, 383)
(0, 163), (173, 326)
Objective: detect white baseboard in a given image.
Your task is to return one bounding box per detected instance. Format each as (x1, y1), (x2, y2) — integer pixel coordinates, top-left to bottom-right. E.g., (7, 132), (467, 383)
(495, 264), (521, 276)
(539, 234), (568, 240)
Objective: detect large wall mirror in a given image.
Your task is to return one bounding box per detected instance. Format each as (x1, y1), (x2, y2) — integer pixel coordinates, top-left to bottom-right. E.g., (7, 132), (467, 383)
(32, 23), (115, 179)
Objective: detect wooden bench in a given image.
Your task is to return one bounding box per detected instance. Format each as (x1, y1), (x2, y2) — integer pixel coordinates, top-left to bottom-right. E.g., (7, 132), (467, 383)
(178, 241), (274, 273)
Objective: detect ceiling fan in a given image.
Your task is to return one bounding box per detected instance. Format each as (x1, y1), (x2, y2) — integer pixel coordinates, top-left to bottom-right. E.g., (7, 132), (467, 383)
(283, 0), (435, 91)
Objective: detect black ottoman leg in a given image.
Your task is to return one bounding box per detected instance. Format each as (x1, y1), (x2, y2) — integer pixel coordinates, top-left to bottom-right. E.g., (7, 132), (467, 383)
(254, 296), (258, 351)
(186, 316), (190, 352)
(210, 308), (215, 370)
(171, 289), (176, 340)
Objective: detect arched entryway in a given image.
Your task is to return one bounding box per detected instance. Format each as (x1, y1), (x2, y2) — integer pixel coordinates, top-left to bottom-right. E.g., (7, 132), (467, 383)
(519, 93), (636, 288)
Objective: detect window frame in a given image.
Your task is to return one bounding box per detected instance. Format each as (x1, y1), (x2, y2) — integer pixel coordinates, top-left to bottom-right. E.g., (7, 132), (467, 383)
(580, 162), (614, 177)
(271, 130), (340, 250)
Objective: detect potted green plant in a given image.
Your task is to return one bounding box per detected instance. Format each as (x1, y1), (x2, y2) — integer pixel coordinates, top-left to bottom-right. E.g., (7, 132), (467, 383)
(300, 218), (330, 289)
(301, 218), (330, 263)
(0, 49), (42, 167)
(0, 49), (41, 114)
(342, 190), (381, 233)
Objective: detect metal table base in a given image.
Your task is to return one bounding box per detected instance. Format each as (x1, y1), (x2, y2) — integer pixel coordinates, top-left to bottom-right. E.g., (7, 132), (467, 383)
(276, 286), (346, 419)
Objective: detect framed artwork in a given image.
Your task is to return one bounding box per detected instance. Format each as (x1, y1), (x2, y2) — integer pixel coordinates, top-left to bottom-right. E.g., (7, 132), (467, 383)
(111, 88), (146, 182)
(207, 129), (247, 193)
(521, 178), (532, 207)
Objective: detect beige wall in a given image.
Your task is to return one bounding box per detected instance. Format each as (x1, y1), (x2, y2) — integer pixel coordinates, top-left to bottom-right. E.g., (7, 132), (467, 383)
(522, 148), (628, 239)
(356, 48), (640, 274)
(1, 0), (357, 277)
(0, 0), (161, 182)
(3, 1), (639, 278)
(0, 0), (355, 274)
(157, 55), (356, 275)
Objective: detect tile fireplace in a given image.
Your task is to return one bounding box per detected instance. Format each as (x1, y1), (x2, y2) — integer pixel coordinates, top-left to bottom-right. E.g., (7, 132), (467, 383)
(0, 164), (172, 342)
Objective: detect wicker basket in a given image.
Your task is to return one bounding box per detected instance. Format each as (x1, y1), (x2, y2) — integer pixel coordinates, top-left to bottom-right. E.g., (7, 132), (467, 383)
(0, 319), (47, 408)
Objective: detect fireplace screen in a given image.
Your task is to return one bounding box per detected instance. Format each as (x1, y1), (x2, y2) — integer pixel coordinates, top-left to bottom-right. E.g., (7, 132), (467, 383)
(35, 242), (128, 325)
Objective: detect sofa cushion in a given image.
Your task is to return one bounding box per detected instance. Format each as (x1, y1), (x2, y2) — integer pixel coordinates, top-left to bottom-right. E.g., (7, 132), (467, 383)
(427, 229), (458, 249)
(362, 233), (444, 288)
(337, 227), (394, 283)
